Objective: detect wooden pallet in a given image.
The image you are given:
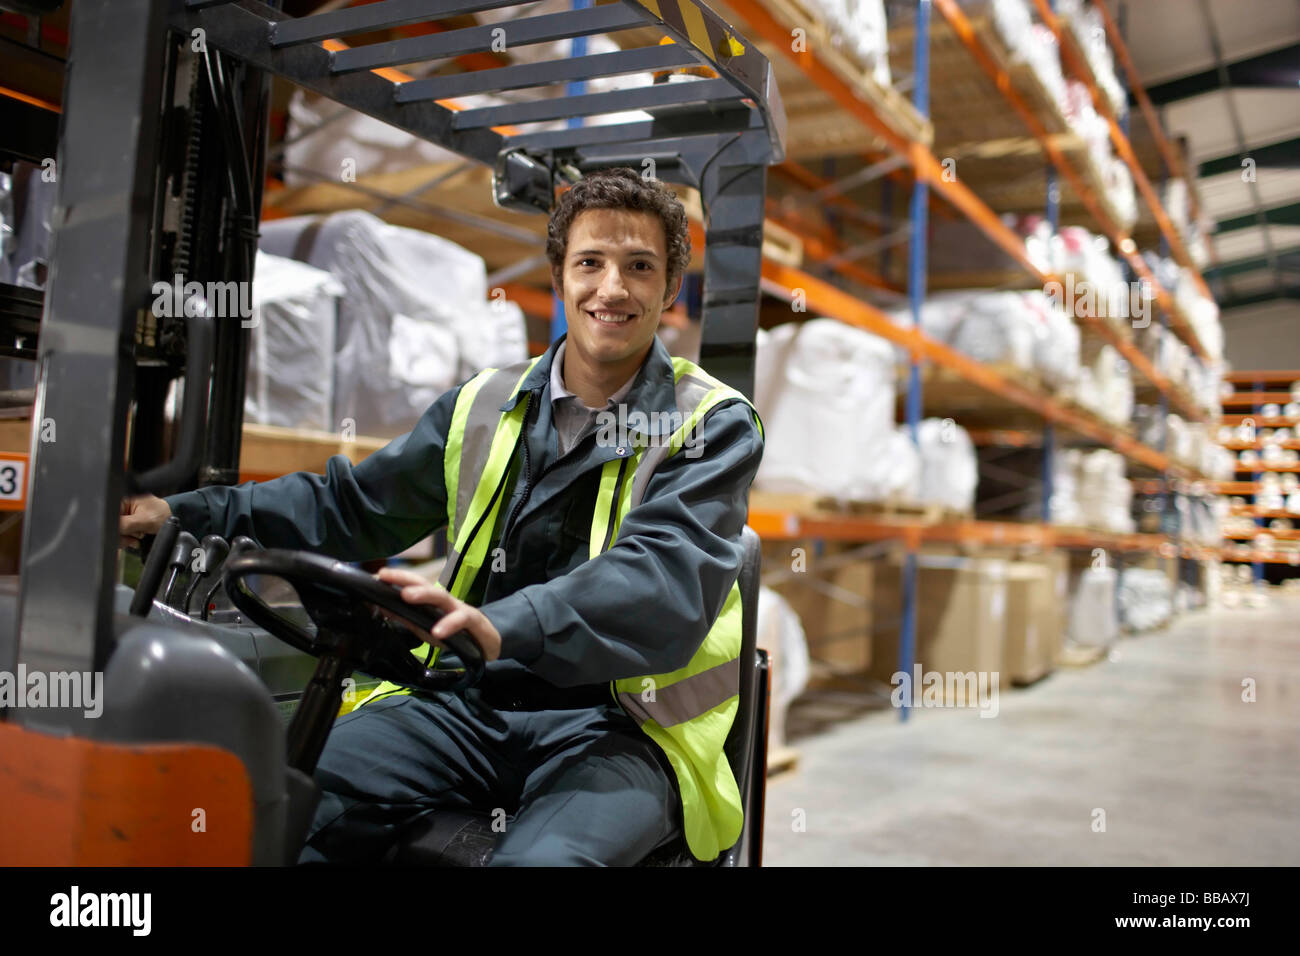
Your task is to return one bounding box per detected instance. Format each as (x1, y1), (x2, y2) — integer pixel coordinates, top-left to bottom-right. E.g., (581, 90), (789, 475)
(942, 133), (1128, 232)
(1, 417), (392, 482)
(1068, 145), (1132, 233)
(766, 745), (800, 777)
(840, 497), (971, 525)
(676, 187), (803, 268)
(738, 0), (933, 148)
(927, 268), (1040, 291)
(912, 362), (1053, 429)
(749, 489), (969, 526)
(1056, 643), (1108, 668)
(1052, 394), (1138, 440)
(891, 7), (1069, 154)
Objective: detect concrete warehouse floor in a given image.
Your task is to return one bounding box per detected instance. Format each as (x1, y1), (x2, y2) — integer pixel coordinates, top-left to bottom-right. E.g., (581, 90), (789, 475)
(762, 593), (1300, 866)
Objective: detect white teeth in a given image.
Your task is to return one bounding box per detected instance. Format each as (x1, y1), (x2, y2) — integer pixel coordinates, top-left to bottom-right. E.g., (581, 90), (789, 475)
(591, 310), (632, 324)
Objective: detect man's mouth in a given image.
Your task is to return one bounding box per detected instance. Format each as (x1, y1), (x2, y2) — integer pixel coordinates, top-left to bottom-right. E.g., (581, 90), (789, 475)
(588, 309), (634, 325)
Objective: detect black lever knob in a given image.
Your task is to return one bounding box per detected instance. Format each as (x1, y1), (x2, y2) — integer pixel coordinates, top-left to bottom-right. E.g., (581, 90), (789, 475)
(182, 534), (231, 615)
(200, 535), (260, 620)
(162, 531), (200, 609)
(129, 516), (181, 617)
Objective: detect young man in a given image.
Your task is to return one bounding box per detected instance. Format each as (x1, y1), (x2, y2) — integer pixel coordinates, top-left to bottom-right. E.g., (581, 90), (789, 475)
(120, 168), (764, 865)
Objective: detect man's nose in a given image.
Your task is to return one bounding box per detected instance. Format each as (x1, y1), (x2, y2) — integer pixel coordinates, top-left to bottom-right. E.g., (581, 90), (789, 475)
(598, 265), (629, 299)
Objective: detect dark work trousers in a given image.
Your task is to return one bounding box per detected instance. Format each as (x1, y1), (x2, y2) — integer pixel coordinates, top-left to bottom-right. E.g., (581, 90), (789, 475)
(297, 689), (684, 866)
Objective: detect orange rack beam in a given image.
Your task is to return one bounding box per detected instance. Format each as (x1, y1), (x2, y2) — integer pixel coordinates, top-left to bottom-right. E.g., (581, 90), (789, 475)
(1220, 415), (1299, 427)
(1032, 0), (1203, 287)
(939, 0), (1207, 359)
(1220, 552), (1300, 565)
(1091, 0), (1219, 299)
(759, 256), (1207, 478)
(1220, 440), (1300, 451)
(747, 508), (1191, 556)
(722, 0), (1208, 422)
(1221, 392), (1295, 407)
(1223, 370), (1300, 385)
(1217, 481), (1266, 494)
(1225, 529), (1300, 540)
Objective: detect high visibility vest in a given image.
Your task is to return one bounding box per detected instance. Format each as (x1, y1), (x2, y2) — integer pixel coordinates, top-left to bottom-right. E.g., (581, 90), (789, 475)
(359, 352), (761, 861)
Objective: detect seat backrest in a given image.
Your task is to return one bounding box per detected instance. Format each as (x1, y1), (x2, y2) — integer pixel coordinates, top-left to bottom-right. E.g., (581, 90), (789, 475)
(719, 525), (763, 863)
(724, 526), (762, 774)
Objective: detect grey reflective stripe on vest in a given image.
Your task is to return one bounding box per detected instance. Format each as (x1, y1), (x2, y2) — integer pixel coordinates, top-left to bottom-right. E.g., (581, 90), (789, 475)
(616, 656), (741, 728)
(454, 360), (535, 537)
(626, 371), (731, 509)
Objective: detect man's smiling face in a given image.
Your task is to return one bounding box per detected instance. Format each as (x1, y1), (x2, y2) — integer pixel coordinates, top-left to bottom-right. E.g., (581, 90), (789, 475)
(554, 207), (682, 378)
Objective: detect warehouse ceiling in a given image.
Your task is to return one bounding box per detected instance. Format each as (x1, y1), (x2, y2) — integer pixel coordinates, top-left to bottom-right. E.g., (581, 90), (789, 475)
(1112, 0), (1300, 315)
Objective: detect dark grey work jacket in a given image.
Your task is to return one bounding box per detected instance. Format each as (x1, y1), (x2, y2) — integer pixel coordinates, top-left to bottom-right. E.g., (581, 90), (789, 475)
(166, 336), (764, 706)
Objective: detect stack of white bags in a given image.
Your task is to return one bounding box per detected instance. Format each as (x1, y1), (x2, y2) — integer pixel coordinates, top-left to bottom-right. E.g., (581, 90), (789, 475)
(1118, 567), (1172, 632)
(754, 320), (915, 504)
(1045, 449), (1133, 532)
(244, 251), (343, 432)
(260, 210), (528, 438)
(803, 0), (892, 86)
(902, 290), (1081, 389)
(754, 320), (979, 511)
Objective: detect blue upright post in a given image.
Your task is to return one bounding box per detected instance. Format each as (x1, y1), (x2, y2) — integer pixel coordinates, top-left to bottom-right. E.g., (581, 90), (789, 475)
(1254, 380), (1265, 585)
(1041, 425), (1055, 522)
(1044, 46), (1058, 525)
(1046, 168), (1059, 236)
(900, 0), (930, 723)
(1155, 148), (1174, 584)
(550, 0), (593, 344)
(1117, 0), (1131, 142)
(881, 176), (894, 279)
(1119, 45), (1135, 623)
(1046, 0), (1060, 235)
(1045, 159), (1058, 526)
(550, 294), (567, 342)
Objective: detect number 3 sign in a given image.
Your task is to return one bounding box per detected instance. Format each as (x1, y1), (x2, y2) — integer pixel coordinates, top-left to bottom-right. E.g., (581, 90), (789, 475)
(0, 454), (28, 510)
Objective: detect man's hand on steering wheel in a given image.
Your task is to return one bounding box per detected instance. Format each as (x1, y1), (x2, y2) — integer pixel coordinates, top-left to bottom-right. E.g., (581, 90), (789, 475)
(375, 568), (503, 663)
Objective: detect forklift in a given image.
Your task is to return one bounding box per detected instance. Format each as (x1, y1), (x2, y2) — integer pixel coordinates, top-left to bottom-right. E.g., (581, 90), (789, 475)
(0, 0), (785, 866)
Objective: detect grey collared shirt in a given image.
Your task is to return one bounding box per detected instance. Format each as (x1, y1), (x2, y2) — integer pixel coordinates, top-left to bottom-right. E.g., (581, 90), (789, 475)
(549, 340), (637, 458)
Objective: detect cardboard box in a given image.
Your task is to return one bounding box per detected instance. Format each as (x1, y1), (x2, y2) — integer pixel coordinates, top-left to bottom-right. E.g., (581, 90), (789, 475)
(763, 541), (873, 675)
(1003, 562), (1053, 684)
(1036, 549), (1070, 667)
(869, 550), (1008, 689)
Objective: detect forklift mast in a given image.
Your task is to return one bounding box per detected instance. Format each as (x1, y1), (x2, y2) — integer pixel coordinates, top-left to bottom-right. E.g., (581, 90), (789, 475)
(1, 0), (784, 862)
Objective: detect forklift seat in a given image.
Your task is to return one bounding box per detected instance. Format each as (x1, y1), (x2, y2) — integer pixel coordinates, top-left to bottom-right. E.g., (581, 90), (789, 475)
(383, 525), (768, 867)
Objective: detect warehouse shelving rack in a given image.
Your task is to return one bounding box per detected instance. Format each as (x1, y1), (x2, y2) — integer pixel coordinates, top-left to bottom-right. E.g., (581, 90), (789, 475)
(1216, 370), (1300, 578)
(0, 0), (790, 688)
(703, 0), (1227, 714)
(217, 0), (1230, 707)
(1087, 0), (1215, 272)
(169, 0), (789, 398)
(0, 2), (1230, 719)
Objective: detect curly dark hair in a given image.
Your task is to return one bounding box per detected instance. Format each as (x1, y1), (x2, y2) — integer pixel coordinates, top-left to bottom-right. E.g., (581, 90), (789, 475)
(546, 167), (691, 302)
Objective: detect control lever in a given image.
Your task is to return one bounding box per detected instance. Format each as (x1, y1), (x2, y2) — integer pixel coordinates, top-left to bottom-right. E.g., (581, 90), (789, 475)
(181, 534), (230, 616)
(128, 516), (181, 617)
(200, 535), (259, 621)
(162, 531), (200, 609)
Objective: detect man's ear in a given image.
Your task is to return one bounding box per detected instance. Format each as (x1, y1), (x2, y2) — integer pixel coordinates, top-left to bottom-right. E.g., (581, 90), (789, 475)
(663, 271), (685, 308)
(550, 265), (564, 300)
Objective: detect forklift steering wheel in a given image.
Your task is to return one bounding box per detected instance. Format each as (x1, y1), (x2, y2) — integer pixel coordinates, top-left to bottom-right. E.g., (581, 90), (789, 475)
(222, 550), (484, 693)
